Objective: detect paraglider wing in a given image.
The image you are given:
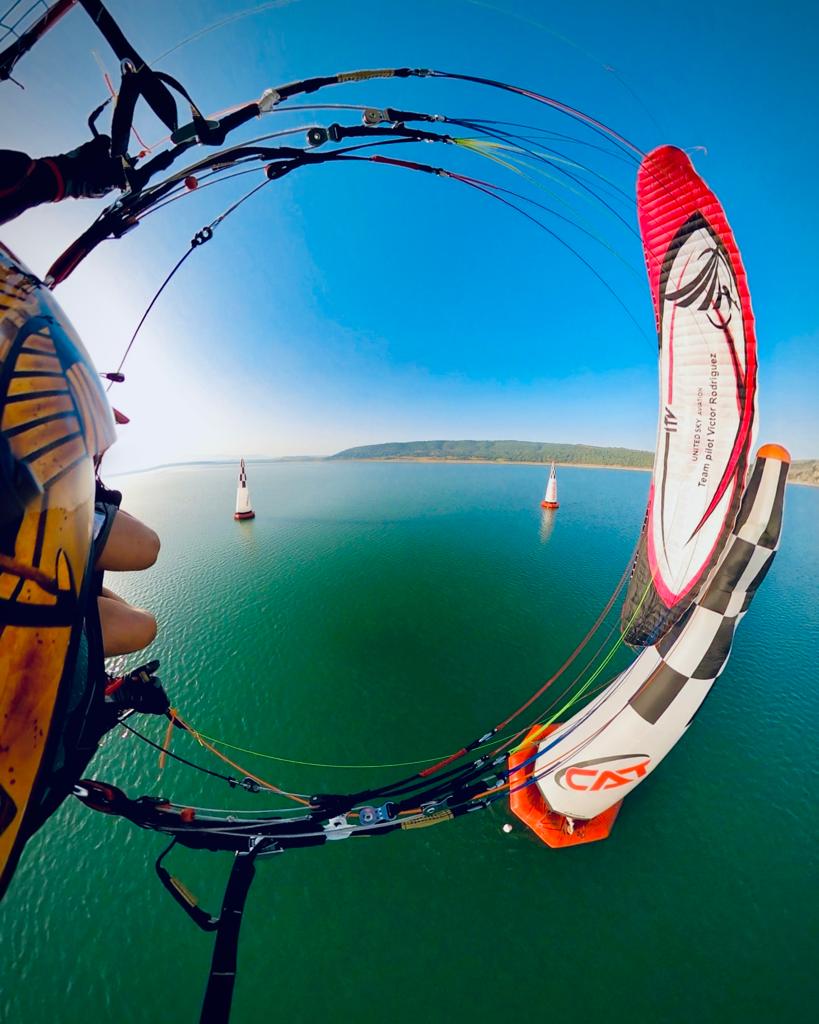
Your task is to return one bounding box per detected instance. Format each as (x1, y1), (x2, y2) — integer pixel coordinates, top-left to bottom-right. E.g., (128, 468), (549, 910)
(622, 146), (758, 646)
(533, 446), (787, 821)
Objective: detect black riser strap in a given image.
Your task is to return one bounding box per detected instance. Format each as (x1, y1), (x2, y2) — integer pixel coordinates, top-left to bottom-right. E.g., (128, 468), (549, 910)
(199, 852), (258, 1024)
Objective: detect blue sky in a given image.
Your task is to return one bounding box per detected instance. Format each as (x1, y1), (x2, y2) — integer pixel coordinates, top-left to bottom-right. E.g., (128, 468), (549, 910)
(1, 0), (817, 471)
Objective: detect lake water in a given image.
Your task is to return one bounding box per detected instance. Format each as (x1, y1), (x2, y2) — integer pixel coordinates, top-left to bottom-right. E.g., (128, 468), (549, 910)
(2, 461), (817, 1023)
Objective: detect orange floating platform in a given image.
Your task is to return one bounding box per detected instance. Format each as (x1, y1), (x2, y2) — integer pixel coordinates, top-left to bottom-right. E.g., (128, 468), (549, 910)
(234, 511), (255, 520)
(508, 726), (621, 847)
(540, 500), (559, 509)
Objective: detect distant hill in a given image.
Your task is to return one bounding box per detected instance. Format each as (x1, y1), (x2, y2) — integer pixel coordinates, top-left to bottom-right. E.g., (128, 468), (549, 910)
(790, 460), (819, 486)
(330, 442), (819, 484)
(330, 440), (654, 468)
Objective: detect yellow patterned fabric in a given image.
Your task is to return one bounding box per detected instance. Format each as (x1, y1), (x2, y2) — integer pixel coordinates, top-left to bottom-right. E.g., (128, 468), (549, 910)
(0, 243), (115, 896)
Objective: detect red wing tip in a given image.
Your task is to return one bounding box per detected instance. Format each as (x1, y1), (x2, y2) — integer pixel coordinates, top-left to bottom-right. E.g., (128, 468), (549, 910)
(757, 443), (791, 464)
(640, 144), (691, 173)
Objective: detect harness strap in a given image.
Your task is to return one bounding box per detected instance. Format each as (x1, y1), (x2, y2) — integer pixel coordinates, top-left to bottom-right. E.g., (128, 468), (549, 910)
(199, 850), (260, 1024)
(76, 0), (200, 160)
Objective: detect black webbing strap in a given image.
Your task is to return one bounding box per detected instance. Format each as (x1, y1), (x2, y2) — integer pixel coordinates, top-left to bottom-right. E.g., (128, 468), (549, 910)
(78, 0), (143, 66)
(155, 840), (221, 932)
(109, 66), (180, 158)
(77, 0), (254, 158)
(199, 849), (260, 1024)
(77, 0), (197, 158)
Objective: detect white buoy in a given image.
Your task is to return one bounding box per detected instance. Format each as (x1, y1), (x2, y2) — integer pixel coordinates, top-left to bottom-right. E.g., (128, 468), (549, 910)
(502, 823), (513, 834)
(234, 458), (255, 520)
(540, 461), (559, 509)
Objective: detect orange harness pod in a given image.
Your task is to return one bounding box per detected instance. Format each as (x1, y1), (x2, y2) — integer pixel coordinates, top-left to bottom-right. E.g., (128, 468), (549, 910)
(507, 726), (621, 848)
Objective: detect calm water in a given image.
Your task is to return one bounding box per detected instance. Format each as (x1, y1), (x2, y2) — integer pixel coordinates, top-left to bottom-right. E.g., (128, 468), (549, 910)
(2, 462), (817, 1023)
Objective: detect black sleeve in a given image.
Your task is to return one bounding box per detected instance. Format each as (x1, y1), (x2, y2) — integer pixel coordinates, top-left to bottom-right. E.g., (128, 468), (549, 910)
(0, 149), (61, 225)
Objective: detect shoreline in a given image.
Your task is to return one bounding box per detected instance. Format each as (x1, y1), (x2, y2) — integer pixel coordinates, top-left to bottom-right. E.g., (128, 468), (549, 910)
(114, 456), (818, 486)
(334, 457), (817, 485)
(330, 457), (652, 472)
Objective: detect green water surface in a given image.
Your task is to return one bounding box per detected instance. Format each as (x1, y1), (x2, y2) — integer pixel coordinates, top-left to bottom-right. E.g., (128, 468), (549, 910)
(2, 462), (817, 1023)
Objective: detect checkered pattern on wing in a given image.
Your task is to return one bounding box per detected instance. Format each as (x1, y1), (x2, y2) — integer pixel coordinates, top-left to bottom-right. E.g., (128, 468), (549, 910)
(629, 456), (785, 725)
